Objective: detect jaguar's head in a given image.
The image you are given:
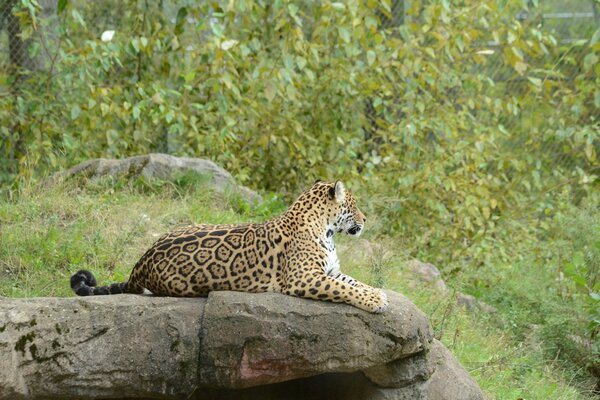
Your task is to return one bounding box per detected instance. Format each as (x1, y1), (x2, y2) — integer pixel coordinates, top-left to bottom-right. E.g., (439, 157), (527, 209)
(309, 180), (366, 237)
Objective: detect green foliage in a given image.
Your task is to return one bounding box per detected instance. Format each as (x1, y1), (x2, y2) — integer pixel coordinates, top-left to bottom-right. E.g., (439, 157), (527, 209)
(460, 193), (600, 392)
(0, 0), (597, 270)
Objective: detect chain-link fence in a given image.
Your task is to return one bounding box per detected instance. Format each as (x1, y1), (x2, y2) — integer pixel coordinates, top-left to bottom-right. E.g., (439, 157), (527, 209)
(1, 1), (597, 87)
(0, 0), (59, 77)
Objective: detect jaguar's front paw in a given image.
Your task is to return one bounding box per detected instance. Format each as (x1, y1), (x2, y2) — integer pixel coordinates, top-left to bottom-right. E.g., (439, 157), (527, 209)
(372, 290), (389, 314)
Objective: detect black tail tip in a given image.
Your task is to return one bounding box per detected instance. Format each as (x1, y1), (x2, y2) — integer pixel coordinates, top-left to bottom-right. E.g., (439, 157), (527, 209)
(70, 269), (97, 290)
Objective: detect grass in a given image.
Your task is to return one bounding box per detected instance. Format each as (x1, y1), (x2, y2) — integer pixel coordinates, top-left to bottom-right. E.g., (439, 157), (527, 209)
(338, 243), (594, 399)
(0, 174), (598, 399)
(0, 174), (285, 297)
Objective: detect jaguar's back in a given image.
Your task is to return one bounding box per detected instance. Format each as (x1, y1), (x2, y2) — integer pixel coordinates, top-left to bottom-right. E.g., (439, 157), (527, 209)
(130, 221), (289, 296)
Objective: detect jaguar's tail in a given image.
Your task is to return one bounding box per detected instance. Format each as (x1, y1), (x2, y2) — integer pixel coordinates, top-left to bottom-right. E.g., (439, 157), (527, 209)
(70, 269), (131, 296)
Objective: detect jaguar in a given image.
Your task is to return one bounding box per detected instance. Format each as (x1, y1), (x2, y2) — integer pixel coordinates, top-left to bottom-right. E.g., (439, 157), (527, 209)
(70, 180), (388, 313)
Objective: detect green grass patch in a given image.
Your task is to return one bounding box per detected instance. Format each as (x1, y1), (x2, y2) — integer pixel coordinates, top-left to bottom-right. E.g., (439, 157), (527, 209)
(0, 174), (284, 297)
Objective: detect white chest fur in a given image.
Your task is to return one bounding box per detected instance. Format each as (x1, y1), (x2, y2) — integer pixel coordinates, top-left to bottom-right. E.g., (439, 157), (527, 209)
(322, 236), (340, 277)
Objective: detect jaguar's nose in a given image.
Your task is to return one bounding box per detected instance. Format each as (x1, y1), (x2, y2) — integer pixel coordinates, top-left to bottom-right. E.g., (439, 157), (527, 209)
(347, 225), (362, 236)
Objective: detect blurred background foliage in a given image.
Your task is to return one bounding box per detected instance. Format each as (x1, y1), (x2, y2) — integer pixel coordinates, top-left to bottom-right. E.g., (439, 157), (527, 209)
(0, 0), (598, 268)
(0, 0), (599, 395)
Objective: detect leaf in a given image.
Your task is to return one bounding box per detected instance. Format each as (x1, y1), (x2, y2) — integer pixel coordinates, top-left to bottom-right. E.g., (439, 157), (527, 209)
(211, 22), (224, 37)
(527, 77), (541, 87)
(514, 61), (527, 75)
(338, 26), (351, 43)
(285, 84), (297, 100)
(221, 73), (233, 89)
(585, 143), (596, 162)
(511, 46), (524, 60)
(70, 105), (81, 120)
(296, 56), (307, 70)
(131, 38), (140, 54)
(455, 36), (464, 52)
(288, 4), (299, 17)
(591, 28), (600, 46)
(63, 133), (75, 149)
(380, 0), (391, 15)
(283, 54), (295, 70)
(572, 275), (588, 288)
(424, 47), (435, 58)
(583, 53), (598, 72)
(564, 261), (576, 278)
(367, 50), (376, 66)
(264, 80), (276, 101)
(365, 15), (378, 30)
(152, 93), (164, 104)
(183, 71), (196, 82)
(482, 207), (491, 220)
(175, 7), (188, 35)
(165, 110), (174, 123)
(71, 9), (86, 27)
(220, 39), (238, 51)
(57, 0), (68, 13)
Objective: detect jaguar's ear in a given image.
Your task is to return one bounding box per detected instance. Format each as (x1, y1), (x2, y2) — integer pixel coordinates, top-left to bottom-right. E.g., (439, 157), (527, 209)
(328, 181), (345, 203)
(314, 179), (322, 184)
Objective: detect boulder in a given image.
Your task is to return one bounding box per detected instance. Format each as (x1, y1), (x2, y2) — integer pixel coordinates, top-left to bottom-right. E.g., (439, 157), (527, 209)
(0, 290), (486, 400)
(420, 340), (487, 400)
(0, 295), (203, 399)
(365, 340), (485, 400)
(456, 293), (498, 314)
(199, 290), (432, 388)
(406, 260), (448, 293)
(363, 346), (435, 388)
(406, 260), (497, 315)
(57, 153), (259, 202)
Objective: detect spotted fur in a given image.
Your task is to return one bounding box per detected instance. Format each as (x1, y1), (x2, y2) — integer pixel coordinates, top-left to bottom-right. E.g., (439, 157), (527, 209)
(70, 181), (388, 313)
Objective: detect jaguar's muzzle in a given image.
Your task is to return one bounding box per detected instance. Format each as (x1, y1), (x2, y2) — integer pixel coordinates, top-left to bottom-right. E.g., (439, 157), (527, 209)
(347, 224), (363, 236)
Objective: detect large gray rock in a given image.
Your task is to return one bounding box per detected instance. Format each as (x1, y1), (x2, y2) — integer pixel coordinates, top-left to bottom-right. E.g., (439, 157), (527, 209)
(0, 295), (203, 399)
(58, 153), (260, 202)
(363, 346), (435, 388)
(199, 290), (432, 388)
(420, 340), (486, 400)
(0, 290), (485, 400)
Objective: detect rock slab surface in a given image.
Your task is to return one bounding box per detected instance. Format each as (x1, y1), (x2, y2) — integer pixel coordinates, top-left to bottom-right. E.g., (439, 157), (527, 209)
(0, 290), (485, 400)
(199, 290), (432, 388)
(0, 295), (203, 399)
